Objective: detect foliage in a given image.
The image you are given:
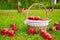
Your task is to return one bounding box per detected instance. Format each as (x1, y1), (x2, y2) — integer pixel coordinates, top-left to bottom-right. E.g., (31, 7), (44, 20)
(0, 0), (60, 9)
(55, 2), (60, 9)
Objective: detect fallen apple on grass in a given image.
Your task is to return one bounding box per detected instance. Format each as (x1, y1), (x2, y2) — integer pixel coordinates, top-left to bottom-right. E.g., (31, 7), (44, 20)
(40, 30), (52, 40)
(54, 22), (60, 26)
(0, 23), (18, 37)
(56, 26), (60, 30)
(12, 27), (18, 31)
(7, 30), (15, 36)
(44, 33), (52, 40)
(28, 28), (35, 34)
(40, 30), (47, 36)
(11, 23), (18, 31)
(11, 23), (16, 27)
(54, 22), (60, 30)
(1, 28), (8, 35)
(50, 27), (56, 31)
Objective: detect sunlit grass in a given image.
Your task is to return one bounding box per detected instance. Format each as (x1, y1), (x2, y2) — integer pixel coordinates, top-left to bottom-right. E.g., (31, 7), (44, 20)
(0, 9), (60, 40)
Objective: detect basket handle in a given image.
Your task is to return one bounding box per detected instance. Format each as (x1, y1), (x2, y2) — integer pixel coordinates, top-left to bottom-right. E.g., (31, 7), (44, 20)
(26, 3), (48, 20)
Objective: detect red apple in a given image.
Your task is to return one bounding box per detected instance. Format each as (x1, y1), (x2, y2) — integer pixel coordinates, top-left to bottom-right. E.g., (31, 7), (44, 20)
(56, 26), (60, 30)
(47, 34), (52, 40)
(28, 16), (35, 20)
(44, 33), (52, 40)
(7, 30), (15, 36)
(35, 16), (42, 20)
(1, 28), (8, 35)
(50, 27), (56, 31)
(11, 23), (16, 27)
(28, 28), (35, 34)
(12, 27), (18, 31)
(54, 22), (60, 30)
(40, 30), (52, 40)
(40, 30), (47, 36)
(54, 22), (60, 26)
(11, 23), (18, 31)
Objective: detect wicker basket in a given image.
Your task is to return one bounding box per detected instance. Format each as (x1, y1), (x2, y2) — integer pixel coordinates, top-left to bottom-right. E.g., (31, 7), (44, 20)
(25, 3), (49, 31)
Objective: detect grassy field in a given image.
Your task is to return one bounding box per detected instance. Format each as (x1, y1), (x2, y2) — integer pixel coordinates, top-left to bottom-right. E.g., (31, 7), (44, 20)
(0, 9), (60, 40)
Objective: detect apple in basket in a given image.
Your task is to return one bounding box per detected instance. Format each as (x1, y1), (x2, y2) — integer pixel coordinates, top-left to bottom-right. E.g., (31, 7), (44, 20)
(10, 23), (18, 31)
(28, 16), (35, 20)
(7, 30), (15, 36)
(35, 16), (42, 20)
(1, 28), (8, 35)
(28, 28), (35, 34)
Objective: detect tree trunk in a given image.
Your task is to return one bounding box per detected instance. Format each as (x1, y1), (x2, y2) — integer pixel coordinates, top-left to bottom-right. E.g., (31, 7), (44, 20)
(7, 0), (10, 3)
(49, 0), (57, 11)
(2, 0), (4, 4)
(12, 0), (18, 9)
(18, 1), (23, 13)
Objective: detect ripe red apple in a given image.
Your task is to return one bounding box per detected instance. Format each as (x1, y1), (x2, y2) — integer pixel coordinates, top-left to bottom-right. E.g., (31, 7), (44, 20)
(54, 22), (60, 30)
(50, 27), (56, 31)
(47, 34), (52, 40)
(54, 22), (59, 25)
(35, 16), (42, 20)
(28, 16), (35, 20)
(40, 30), (47, 36)
(7, 30), (15, 36)
(54, 22), (60, 26)
(12, 27), (18, 31)
(11, 23), (18, 31)
(11, 23), (16, 27)
(56, 26), (60, 30)
(1, 28), (8, 35)
(44, 33), (52, 40)
(28, 28), (35, 34)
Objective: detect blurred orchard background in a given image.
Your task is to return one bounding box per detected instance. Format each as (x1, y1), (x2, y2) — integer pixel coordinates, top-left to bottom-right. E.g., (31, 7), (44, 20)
(0, 0), (60, 10)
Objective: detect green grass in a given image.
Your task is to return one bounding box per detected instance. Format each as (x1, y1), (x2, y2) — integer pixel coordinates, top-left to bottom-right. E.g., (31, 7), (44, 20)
(0, 9), (60, 40)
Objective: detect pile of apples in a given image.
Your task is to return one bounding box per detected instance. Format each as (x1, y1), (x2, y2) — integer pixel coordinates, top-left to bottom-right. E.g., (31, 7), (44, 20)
(1, 23), (18, 37)
(28, 16), (43, 20)
(50, 22), (60, 31)
(40, 30), (52, 40)
(28, 28), (52, 40)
